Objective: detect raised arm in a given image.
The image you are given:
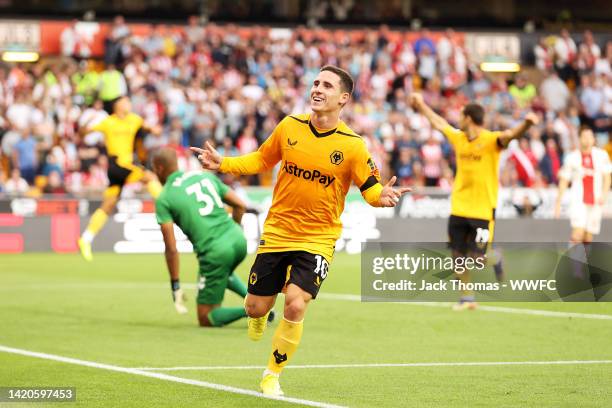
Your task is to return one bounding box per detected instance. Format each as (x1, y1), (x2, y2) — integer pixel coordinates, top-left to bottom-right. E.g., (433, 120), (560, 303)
(497, 112), (539, 148)
(410, 92), (450, 132)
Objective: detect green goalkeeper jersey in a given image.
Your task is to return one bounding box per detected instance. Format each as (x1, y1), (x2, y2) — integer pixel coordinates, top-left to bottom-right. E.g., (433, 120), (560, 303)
(155, 170), (238, 254)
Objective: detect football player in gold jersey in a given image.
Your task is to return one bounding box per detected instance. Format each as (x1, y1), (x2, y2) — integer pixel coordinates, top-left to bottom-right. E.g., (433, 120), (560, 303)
(78, 96), (163, 261)
(411, 92), (538, 310)
(191, 65), (410, 396)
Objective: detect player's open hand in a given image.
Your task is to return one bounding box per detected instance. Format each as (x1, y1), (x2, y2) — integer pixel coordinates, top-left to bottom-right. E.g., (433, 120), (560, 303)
(525, 112), (539, 126)
(379, 176), (411, 207)
(190, 141), (223, 170)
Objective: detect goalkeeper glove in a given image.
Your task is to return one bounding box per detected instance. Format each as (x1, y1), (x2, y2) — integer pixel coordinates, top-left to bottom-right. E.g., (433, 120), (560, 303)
(171, 279), (188, 314)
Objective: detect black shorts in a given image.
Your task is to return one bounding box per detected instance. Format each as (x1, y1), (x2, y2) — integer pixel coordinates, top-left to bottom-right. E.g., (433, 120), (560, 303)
(247, 251), (329, 299)
(448, 215), (493, 256)
(108, 156), (138, 187)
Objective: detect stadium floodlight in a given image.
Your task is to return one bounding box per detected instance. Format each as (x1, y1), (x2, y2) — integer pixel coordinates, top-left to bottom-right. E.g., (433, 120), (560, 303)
(480, 62), (520, 73)
(2, 51), (40, 62)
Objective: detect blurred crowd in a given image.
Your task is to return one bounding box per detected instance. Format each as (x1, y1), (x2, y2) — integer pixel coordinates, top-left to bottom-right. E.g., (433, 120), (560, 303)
(0, 17), (611, 197)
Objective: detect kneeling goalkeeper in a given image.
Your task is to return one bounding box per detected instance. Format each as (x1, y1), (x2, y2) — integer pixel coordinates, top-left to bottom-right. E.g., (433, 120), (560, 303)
(153, 147), (265, 327)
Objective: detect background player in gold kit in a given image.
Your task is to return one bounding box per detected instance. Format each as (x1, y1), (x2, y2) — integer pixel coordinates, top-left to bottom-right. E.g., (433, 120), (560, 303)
(78, 96), (163, 261)
(191, 65), (411, 396)
(410, 93), (538, 310)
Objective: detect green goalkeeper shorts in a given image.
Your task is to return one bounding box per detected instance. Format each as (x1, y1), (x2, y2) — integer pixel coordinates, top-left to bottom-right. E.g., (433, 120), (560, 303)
(196, 226), (247, 305)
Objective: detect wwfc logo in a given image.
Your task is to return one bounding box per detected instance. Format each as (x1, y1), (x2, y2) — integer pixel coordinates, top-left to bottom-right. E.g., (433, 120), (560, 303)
(282, 161), (335, 187)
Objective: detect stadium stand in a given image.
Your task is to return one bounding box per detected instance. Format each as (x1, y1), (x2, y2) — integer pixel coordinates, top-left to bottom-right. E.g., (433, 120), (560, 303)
(0, 18), (611, 196)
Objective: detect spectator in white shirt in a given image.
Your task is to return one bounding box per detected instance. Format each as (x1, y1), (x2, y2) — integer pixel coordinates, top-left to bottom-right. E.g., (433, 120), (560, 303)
(580, 74), (605, 120)
(436, 29), (454, 75)
(5, 168), (29, 195)
(417, 47), (436, 87)
(554, 29), (577, 81)
(242, 75), (265, 101)
(581, 30), (601, 61)
(540, 70), (570, 112)
(79, 100), (108, 146)
(534, 37), (553, 71)
(6, 92), (32, 131)
(185, 15), (205, 45)
(594, 41), (612, 78)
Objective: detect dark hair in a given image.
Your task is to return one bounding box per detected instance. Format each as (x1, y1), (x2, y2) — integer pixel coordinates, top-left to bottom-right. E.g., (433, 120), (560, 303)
(320, 65), (354, 95)
(463, 103), (485, 126)
(110, 95), (129, 109)
(579, 124), (593, 135)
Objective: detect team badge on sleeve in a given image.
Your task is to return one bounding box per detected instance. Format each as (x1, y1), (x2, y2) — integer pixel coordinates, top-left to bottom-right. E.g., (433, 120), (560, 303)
(367, 157), (380, 178)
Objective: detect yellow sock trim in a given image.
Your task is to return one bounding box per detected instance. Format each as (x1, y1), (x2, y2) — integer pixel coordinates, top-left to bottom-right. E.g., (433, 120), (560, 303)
(267, 318), (303, 374)
(85, 209), (109, 238)
(147, 180), (162, 199)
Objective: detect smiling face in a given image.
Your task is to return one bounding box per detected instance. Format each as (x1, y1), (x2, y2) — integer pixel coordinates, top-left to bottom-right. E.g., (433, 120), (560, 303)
(310, 70), (350, 114)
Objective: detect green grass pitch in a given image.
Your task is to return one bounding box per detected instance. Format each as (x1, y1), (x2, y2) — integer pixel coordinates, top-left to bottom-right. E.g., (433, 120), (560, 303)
(1, 253), (612, 407)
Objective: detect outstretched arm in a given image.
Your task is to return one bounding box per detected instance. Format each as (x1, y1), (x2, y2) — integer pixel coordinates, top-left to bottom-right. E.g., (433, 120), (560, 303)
(497, 112), (539, 148)
(192, 119), (284, 174)
(160, 222), (187, 314)
(142, 123), (163, 136)
(410, 93), (450, 132)
(191, 140), (277, 175)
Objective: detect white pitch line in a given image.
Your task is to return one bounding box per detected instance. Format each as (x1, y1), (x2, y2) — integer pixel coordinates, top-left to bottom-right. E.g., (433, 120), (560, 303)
(0, 345), (345, 408)
(132, 359), (612, 371)
(318, 293), (612, 320)
(2, 282), (612, 321)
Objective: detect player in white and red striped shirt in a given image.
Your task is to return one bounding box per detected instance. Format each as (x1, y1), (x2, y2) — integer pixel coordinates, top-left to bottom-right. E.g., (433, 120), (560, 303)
(555, 126), (611, 243)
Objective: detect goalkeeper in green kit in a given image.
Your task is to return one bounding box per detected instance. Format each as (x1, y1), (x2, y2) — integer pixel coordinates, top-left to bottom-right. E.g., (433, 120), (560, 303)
(153, 148), (271, 327)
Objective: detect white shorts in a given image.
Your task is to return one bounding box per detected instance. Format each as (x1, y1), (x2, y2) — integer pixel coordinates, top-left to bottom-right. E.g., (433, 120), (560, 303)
(570, 204), (602, 235)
